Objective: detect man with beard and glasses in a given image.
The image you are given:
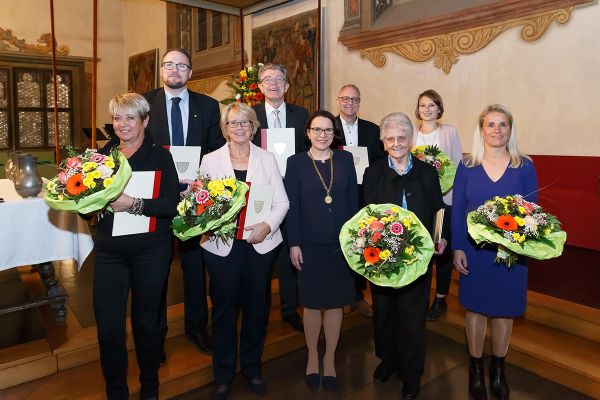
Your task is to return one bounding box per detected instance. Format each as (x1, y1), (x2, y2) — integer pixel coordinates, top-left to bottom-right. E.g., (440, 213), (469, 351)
(145, 48), (224, 359)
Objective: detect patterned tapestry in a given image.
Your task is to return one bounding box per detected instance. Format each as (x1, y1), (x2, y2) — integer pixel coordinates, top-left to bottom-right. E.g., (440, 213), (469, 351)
(252, 9), (319, 113)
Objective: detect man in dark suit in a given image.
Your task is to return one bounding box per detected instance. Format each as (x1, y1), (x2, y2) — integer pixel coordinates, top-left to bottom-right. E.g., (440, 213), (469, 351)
(252, 63), (309, 332)
(145, 48), (225, 355)
(335, 84), (385, 319)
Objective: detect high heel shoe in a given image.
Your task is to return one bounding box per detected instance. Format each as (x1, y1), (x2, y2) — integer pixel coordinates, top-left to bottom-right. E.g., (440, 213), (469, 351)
(305, 373), (320, 390)
(489, 355), (509, 400)
(469, 356), (487, 400)
(322, 375), (338, 390)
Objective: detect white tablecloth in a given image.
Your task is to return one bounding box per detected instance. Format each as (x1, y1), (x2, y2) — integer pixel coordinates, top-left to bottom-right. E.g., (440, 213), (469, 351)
(0, 179), (94, 271)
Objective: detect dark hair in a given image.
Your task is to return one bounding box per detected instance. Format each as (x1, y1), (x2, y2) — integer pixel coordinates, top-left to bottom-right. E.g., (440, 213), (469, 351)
(162, 48), (192, 68)
(415, 89), (444, 120)
(305, 110), (342, 148)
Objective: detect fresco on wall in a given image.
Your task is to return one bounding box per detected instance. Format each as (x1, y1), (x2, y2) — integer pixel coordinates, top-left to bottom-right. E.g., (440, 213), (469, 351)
(128, 49), (158, 94)
(252, 9), (319, 113)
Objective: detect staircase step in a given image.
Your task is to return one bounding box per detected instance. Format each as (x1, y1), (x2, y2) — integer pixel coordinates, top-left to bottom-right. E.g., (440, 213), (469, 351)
(426, 292), (600, 398)
(1, 305), (370, 400)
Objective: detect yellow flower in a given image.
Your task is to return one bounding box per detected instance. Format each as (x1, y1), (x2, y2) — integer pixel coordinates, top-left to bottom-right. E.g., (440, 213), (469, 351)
(177, 199), (192, 216)
(544, 228), (551, 235)
(103, 177), (113, 187)
(241, 85), (246, 91)
(224, 190), (232, 198)
(512, 233), (526, 243)
(514, 216), (525, 226)
(83, 176), (96, 188)
(89, 170), (102, 179)
(239, 70), (247, 78)
(207, 179), (225, 197)
(58, 194), (64, 200)
(380, 250), (391, 260)
(405, 245), (415, 256)
(223, 177), (237, 190)
(82, 161), (97, 172)
(104, 159), (115, 169)
(391, 207), (400, 214)
(518, 206), (526, 214)
(402, 217), (412, 230)
(46, 180), (58, 194)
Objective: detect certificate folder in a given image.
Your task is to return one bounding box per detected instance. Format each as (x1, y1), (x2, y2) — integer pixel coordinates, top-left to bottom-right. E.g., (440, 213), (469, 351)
(341, 146), (369, 184)
(112, 171), (161, 236)
(260, 128), (295, 177)
(163, 145), (202, 181)
(236, 182), (274, 240)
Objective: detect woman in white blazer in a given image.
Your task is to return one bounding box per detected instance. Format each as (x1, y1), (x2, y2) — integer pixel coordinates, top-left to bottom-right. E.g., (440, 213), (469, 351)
(413, 89), (463, 322)
(199, 103), (289, 400)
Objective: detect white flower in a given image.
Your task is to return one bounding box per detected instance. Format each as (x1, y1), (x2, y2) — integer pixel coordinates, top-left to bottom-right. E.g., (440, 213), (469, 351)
(96, 164), (114, 179)
(235, 93), (241, 100)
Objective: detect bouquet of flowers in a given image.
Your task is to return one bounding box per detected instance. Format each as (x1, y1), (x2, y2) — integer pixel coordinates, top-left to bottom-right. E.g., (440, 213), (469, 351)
(172, 175), (249, 242)
(44, 147), (132, 214)
(220, 63), (265, 106)
(467, 194), (566, 267)
(411, 145), (456, 194)
(339, 203), (435, 288)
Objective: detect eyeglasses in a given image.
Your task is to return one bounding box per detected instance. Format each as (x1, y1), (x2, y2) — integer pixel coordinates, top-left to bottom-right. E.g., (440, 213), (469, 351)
(162, 62), (191, 72)
(309, 127), (334, 137)
(226, 120), (252, 128)
(261, 76), (287, 85)
(338, 96), (361, 104)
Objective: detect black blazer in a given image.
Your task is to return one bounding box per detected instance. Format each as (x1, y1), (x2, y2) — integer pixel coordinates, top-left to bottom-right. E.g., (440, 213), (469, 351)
(144, 88), (225, 160)
(334, 116), (385, 163)
(284, 150), (358, 246)
(252, 102), (309, 153)
(363, 156), (446, 237)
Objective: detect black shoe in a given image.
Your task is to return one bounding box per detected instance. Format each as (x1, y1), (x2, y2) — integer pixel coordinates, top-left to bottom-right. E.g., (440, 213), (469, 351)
(489, 356), (509, 400)
(402, 379), (420, 399)
(322, 375), (338, 390)
(469, 356), (488, 400)
(186, 330), (212, 354)
(305, 373), (320, 390)
(244, 376), (267, 395)
(427, 297), (447, 321)
(373, 362), (393, 383)
(213, 384), (229, 400)
(282, 313), (304, 332)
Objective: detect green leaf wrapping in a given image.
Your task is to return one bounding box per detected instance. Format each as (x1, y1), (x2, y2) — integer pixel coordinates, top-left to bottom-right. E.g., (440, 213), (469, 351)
(339, 203), (435, 288)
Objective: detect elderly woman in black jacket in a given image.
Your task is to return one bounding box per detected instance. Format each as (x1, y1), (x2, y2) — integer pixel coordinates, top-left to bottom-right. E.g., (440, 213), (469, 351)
(363, 112), (447, 400)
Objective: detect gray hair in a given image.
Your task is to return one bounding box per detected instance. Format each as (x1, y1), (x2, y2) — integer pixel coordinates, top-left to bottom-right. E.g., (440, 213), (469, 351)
(259, 63), (288, 81)
(109, 92), (150, 119)
(379, 112), (414, 141)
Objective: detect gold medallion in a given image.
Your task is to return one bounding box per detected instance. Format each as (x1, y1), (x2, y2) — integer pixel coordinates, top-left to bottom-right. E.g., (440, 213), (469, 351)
(325, 195), (333, 204)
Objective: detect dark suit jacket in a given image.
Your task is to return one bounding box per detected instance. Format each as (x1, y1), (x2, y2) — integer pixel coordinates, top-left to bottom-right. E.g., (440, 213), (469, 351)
(252, 102), (309, 153)
(284, 150), (358, 246)
(144, 88), (225, 160)
(334, 116), (385, 163)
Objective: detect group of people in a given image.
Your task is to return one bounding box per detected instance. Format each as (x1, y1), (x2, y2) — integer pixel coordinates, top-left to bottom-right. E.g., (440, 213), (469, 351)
(92, 48), (538, 400)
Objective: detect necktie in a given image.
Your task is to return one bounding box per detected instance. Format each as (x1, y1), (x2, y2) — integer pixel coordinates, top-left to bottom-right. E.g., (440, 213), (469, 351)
(273, 109), (282, 128)
(171, 97), (184, 146)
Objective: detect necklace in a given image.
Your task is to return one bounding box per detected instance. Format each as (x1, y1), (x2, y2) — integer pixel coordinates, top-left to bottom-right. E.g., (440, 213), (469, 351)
(308, 149), (334, 204)
(228, 144), (250, 159)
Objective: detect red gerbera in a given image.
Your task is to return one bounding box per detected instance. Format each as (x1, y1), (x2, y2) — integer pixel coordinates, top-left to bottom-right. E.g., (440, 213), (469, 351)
(255, 92), (264, 101)
(363, 247), (381, 264)
(65, 173), (86, 196)
(196, 199), (213, 216)
(495, 215), (518, 231)
(249, 83), (258, 90)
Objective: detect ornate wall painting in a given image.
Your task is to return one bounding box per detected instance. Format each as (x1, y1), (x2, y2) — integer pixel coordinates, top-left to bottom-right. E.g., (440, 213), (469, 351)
(128, 49), (159, 94)
(252, 9), (319, 114)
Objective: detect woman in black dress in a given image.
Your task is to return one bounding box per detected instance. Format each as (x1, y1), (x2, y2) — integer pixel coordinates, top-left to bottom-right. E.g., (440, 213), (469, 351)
(285, 110), (358, 391)
(94, 93), (179, 400)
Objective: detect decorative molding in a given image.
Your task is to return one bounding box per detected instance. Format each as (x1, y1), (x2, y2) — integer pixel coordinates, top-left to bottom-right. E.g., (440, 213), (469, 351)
(360, 8), (574, 74)
(188, 74), (230, 95)
(0, 27), (69, 55)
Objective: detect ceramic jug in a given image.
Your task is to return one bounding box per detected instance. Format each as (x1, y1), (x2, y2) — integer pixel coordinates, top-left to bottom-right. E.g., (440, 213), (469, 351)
(13, 154), (43, 197)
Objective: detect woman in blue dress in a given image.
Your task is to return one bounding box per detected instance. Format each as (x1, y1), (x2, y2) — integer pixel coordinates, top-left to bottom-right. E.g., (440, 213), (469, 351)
(452, 104), (538, 400)
(285, 110), (358, 391)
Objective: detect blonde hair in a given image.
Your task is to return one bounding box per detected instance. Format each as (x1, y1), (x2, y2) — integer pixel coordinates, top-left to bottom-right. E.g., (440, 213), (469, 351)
(109, 92), (150, 119)
(379, 112), (414, 141)
(464, 104), (530, 168)
(220, 103), (260, 141)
